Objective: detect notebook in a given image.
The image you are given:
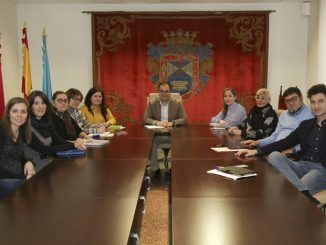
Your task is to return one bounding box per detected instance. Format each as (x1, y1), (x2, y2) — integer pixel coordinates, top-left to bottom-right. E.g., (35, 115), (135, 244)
(207, 164), (257, 180)
(56, 149), (85, 158)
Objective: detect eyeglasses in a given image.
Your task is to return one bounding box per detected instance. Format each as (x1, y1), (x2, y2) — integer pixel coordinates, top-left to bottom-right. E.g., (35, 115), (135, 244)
(71, 97), (81, 102)
(56, 98), (68, 104)
(159, 90), (170, 94)
(285, 95), (299, 104)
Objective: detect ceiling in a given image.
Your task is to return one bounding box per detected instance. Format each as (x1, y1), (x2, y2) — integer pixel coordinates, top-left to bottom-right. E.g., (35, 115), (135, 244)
(10, 0), (301, 4)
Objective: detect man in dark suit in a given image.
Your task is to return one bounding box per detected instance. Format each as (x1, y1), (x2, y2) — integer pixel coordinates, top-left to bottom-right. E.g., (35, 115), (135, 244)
(144, 82), (187, 177)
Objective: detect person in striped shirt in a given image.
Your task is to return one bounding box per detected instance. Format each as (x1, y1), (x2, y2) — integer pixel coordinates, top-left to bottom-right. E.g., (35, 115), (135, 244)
(66, 88), (105, 135)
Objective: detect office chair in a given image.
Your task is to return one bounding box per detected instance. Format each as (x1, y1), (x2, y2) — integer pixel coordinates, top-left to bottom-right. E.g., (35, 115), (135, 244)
(147, 93), (182, 174)
(314, 190), (326, 214)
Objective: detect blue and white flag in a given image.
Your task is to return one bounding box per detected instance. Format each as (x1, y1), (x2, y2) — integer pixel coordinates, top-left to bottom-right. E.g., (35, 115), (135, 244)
(42, 29), (52, 100)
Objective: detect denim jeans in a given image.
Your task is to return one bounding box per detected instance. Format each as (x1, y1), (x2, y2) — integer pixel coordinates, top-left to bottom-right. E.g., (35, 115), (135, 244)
(268, 151), (326, 195)
(0, 178), (24, 197)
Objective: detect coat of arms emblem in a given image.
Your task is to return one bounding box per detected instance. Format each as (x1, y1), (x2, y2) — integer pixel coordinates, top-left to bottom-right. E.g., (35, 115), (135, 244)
(147, 29), (213, 100)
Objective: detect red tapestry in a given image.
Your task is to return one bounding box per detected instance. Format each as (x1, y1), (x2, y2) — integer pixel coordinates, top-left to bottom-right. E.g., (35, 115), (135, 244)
(92, 12), (269, 124)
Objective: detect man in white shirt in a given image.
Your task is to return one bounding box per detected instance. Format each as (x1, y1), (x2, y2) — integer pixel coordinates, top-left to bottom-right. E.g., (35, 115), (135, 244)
(144, 82), (187, 177)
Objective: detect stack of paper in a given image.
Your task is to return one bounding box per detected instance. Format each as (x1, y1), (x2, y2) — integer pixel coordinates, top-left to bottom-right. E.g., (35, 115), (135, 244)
(211, 147), (243, 152)
(144, 125), (165, 129)
(207, 165), (257, 180)
(85, 139), (110, 147)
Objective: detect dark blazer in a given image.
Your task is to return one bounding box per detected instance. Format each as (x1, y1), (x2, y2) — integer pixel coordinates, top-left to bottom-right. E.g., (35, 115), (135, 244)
(258, 118), (326, 168)
(144, 97), (187, 126)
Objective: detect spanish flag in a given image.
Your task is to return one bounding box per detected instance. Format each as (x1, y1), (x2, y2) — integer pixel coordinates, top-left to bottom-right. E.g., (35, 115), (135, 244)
(0, 40), (5, 117)
(21, 23), (32, 99)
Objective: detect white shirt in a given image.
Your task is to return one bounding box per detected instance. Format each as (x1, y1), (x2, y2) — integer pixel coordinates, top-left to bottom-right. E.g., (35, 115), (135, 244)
(160, 100), (169, 122)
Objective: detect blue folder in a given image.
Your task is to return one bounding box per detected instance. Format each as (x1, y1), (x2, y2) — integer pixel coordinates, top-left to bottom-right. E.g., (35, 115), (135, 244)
(56, 149), (85, 158)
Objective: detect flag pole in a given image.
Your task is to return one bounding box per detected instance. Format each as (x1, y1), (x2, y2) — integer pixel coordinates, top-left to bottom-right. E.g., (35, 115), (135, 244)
(279, 85), (282, 96)
(42, 27), (47, 38)
(42, 27), (52, 100)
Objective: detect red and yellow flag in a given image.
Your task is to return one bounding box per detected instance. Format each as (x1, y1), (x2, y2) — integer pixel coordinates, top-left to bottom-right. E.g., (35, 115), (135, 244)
(21, 23), (32, 99)
(0, 39), (5, 117)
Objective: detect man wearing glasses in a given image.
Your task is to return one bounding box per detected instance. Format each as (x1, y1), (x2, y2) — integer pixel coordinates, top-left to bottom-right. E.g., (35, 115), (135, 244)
(144, 82), (187, 178)
(242, 87), (313, 154)
(236, 84), (326, 205)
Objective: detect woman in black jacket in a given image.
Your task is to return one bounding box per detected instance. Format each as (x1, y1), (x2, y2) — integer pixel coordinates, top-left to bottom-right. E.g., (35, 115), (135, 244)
(50, 91), (87, 140)
(27, 91), (85, 169)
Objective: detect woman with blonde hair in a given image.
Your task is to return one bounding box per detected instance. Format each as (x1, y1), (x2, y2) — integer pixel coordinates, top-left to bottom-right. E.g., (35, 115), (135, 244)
(228, 88), (278, 140)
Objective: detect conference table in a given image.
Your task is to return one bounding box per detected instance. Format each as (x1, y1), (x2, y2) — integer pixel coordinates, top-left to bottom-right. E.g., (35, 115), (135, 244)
(0, 125), (325, 245)
(171, 126), (326, 245)
(0, 125), (154, 245)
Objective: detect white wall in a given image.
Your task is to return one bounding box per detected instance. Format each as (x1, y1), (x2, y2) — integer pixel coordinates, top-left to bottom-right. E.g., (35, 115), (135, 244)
(317, 0), (326, 84)
(17, 4), (93, 98)
(269, 2), (309, 102)
(306, 0), (318, 89)
(0, 0), (20, 102)
(14, 2), (308, 107)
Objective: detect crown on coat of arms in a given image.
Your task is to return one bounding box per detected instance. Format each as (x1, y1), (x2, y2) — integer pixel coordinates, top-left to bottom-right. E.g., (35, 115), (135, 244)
(162, 29), (198, 45)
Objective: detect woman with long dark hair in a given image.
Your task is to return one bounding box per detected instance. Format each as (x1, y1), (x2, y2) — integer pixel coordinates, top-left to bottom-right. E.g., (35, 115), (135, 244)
(80, 87), (116, 127)
(210, 88), (247, 128)
(27, 91), (85, 165)
(0, 97), (35, 197)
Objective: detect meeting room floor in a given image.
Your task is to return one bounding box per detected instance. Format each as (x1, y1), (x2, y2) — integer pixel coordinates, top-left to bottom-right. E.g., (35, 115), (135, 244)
(140, 159), (170, 245)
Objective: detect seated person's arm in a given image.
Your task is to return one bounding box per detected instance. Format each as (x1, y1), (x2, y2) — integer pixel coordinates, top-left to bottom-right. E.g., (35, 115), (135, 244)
(143, 103), (156, 125)
(105, 109), (116, 127)
(174, 102), (187, 126)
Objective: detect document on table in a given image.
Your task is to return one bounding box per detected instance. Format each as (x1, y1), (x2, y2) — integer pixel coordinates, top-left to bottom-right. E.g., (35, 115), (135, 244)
(211, 147), (244, 152)
(144, 125), (165, 129)
(85, 139), (110, 147)
(88, 132), (115, 138)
